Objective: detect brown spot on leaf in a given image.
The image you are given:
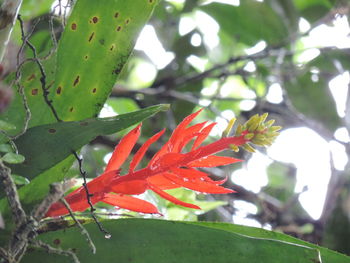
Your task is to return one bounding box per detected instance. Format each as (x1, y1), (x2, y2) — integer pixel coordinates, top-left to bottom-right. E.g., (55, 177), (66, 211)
(116, 26), (122, 32)
(88, 32), (95, 42)
(114, 12), (119, 18)
(99, 39), (105, 45)
(80, 121), (89, 126)
(48, 128), (56, 133)
(69, 107), (74, 112)
(110, 44), (115, 51)
(149, 0), (153, 3)
(73, 76), (80, 86)
(113, 67), (121, 75)
(84, 55), (88, 60)
(31, 89), (38, 95)
(125, 19), (130, 24)
(27, 74), (35, 81)
(71, 23), (77, 30)
(53, 239), (61, 245)
(92, 16), (99, 23)
(92, 88), (97, 93)
(56, 86), (62, 95)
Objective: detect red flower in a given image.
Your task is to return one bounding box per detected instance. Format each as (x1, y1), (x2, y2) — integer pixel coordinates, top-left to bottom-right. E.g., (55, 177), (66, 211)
(46, 110), (279, 217)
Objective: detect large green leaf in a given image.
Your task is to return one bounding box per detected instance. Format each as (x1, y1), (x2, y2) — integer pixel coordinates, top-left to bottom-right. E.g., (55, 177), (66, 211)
(51, 0), (160, 121)
(1, 0), (160, 136)
(11, 104), (168, 179)
(23, 219), (321, 263)
(192, 221), (350, 263)
(199, 1), (288, 46)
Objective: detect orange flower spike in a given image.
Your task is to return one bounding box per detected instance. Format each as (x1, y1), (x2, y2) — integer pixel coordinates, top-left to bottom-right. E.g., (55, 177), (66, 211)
(46, 110), (280, 217)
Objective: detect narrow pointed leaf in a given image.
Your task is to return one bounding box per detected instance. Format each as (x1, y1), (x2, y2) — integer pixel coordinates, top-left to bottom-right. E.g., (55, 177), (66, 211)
(10, 105), (168, 179)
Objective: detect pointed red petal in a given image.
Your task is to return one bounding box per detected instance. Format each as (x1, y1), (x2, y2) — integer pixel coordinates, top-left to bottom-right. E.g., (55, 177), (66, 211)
(105, 124), (142, 173)
(171, 168), (229, 185)
(150, 109), (202, 165)
(102, 193), (159, 214)
(147, 173), (180, 190)
(175, 122), (207, 153)
(46, 192), (102, 217)
(188, 155), (242, 167)
(191, 122), (216, 150)
(171, 167), (209, 180)
(109, 179), (148, 195)
(82, 170), (120, 194)
(164, 173), (234, 194)
(148, 183), (201, 209)
(129, 129), (165, 173)
(150, 152), (185, 171)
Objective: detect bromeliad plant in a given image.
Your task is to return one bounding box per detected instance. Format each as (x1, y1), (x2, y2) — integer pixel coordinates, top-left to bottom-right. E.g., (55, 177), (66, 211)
(46, 110), (281, 217)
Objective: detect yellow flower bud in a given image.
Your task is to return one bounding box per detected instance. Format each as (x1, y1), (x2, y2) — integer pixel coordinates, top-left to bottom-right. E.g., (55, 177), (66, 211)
(244, 133), (255, 140)
(223, 118), (236, 137)
(242, 143), (256, 153)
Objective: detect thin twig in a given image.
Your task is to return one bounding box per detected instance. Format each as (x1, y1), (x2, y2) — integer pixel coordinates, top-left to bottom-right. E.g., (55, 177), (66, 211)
(71, 151), (110, 238)
(32, 183), (69, 222)
(41, 14), (58, 60)
(30, 240), (80, 263)
(60, 198), (96, 254)
(16, 15), (62, 123)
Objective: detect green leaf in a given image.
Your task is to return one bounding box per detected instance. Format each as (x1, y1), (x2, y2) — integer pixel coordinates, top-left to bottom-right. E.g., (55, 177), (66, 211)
(11, 174), (30, 186)
(0, 120), (16, 131)
(199, 1), (288, 46)
(0, 144), (13, 153)
(1, 152), (25, 164)
(20, 0), (55, 20)
(51, 0), (160, 122)
(11, 104), (169, 179)
(191, 221), (350, 263)
(107, 97), (140, 115)
(22, 219), (321, 263)
(293, 0), (332, 23)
